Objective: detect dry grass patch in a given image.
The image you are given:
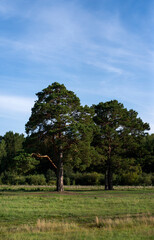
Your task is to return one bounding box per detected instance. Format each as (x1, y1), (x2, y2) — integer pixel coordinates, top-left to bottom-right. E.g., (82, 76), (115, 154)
(16, 214), (154, 234)
(19, 219), (78, 233)
(95, 214), (154, 230)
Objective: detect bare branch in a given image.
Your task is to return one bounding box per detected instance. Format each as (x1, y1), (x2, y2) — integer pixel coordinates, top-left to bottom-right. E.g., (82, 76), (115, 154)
(31, 153), (57, 169)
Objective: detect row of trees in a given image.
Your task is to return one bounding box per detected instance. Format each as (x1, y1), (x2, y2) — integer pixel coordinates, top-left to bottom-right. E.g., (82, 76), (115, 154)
(0, 82), (154, 191)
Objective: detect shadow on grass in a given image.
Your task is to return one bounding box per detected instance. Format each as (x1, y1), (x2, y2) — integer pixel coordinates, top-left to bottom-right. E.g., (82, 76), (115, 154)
(0, 187), (56, 193)
(0, 185), (153, 195)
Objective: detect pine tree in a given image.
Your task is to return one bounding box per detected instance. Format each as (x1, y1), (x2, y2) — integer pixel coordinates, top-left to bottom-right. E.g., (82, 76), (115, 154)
(25, 82), (94, 191)
(93, 100), (150, 190)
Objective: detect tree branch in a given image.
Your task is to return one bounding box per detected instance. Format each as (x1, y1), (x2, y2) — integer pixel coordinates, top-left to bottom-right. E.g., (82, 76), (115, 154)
(31, 153), (57, 169)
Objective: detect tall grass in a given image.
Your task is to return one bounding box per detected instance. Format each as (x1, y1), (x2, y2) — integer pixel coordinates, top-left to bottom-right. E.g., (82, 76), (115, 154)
(95, 214), (154, 229)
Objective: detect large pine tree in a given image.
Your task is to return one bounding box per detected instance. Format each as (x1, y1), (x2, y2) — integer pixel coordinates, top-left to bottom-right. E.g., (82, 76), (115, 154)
(25, 82), (94, 191)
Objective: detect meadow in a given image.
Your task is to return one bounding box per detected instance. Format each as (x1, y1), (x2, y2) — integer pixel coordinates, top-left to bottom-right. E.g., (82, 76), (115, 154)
(0, 185), (153, 240)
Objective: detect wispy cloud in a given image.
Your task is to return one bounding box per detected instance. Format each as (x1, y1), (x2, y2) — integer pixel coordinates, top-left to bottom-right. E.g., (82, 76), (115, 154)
(0, 0), (17, 18)
(0, 95), (34, 114)
(0, 1), (153, 75)
(0, 0), (153, 133)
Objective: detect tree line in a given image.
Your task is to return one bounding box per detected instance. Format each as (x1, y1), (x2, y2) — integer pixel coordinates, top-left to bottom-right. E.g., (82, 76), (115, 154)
(0, 82), (154, 191)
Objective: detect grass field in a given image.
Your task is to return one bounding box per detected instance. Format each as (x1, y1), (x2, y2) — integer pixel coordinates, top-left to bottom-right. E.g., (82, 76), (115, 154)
(0, 185), (153, 240)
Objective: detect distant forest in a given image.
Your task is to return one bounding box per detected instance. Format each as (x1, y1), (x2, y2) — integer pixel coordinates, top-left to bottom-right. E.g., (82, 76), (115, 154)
(0, 83), (153, 191)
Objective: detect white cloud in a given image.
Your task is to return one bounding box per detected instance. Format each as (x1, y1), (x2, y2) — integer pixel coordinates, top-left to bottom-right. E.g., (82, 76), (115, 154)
(0, 95), (34, 114)
(87, 60), (123, 74)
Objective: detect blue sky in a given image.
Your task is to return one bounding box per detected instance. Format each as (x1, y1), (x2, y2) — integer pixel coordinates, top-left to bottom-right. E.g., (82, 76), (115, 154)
(0, 0), (153, 136)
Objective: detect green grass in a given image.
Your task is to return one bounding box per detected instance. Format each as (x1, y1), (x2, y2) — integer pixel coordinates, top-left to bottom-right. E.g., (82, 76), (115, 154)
(0, 185), (153, 240)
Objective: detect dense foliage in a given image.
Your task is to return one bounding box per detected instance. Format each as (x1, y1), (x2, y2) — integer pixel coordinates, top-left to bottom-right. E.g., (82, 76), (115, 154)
(92, 100), (150, 189)
(0, 83), (153, 189)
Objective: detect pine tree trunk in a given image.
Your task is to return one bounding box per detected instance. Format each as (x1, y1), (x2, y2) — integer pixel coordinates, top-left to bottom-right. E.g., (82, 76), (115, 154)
(108, 166), (113, 190)
(105, 145), (113, 190)
(56, 147), (64, 192)
(105, 170), (108, 190)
